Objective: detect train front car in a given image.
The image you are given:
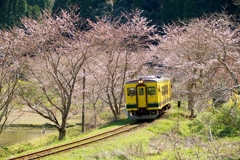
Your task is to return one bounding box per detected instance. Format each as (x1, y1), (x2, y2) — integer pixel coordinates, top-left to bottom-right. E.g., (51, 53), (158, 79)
(124, 76), (171, 120)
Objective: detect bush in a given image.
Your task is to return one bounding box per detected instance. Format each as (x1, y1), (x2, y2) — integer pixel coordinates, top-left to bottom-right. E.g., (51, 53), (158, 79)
(190, 100), (240, 137)
(213, 101), (240, 137)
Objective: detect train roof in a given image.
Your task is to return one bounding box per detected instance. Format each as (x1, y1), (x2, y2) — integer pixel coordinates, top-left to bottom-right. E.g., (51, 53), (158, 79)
(125, 76), (170, 84)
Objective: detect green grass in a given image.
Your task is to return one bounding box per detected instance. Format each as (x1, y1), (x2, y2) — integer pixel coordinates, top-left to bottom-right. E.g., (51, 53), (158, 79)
(45, 129), (153, 160)
(0, 117), (135, 159)
(1, 101), (240, 160)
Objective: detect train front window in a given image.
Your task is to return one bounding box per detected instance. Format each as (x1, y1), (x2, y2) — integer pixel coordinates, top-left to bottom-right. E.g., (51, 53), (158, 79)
(127, 88), (136, 96)
(139, 88), (144, 95)
(147, 87), (156, 95)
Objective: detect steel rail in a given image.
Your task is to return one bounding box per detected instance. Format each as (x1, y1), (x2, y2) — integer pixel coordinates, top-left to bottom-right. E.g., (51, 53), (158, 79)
(9, 120), (145, 160)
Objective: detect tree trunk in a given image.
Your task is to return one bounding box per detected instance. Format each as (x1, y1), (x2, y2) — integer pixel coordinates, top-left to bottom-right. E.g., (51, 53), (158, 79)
(0, 107), (8, 133)
(94, 104), (97, 127)
(58, 115), (68, 140)
(188, 81), (195, 118)
(58, 127), (66, 140)
(106, 92), (118, 119)
(109, 103), (118, 119)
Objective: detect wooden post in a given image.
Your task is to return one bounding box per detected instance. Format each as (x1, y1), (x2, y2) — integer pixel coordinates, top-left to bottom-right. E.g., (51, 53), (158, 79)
(82, 69), (85, 133)
(178, 101), (181, 108)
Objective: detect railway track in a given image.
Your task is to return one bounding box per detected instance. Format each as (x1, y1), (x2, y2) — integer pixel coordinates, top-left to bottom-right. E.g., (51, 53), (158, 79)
(9, 120), (146, 160)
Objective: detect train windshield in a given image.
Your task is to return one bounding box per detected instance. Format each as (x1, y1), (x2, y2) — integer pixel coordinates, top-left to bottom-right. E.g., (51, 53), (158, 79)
(147, 87), (156, 95)
(127, 88), (136, 96)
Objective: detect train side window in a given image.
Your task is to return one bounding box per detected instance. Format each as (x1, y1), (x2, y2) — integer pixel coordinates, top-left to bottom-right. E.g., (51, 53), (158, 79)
(127, 88), (136, 96)
(147, 87), (156, 95)
(161, 85), (168, 95)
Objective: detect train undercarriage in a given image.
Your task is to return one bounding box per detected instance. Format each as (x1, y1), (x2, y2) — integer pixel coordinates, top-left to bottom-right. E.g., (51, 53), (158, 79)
(126, 104), (171, 120)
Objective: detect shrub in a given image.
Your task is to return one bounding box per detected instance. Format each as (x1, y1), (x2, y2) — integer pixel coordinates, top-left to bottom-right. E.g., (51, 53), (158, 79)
(190, 100), (240, 137)
(212, 101), (240, 137)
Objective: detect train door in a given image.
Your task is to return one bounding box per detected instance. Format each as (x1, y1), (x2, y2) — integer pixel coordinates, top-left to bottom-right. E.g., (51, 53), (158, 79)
(137, 86), (147, 108)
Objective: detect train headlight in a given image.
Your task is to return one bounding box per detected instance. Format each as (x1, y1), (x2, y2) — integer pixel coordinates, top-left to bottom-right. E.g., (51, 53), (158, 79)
(138, 78), (144, 84)
(129, 112), (133, 116)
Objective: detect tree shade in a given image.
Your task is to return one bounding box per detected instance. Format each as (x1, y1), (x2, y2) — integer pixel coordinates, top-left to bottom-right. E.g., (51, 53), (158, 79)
(0, 0), (238, 29)
(0, 0), (52, 28)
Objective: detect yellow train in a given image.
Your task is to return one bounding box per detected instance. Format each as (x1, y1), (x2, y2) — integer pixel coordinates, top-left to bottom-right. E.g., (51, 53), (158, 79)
(124, 76), (171, 119)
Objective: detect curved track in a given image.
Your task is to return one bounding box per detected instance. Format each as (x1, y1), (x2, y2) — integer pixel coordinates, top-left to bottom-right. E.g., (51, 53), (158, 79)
(9, 121), (146, 160)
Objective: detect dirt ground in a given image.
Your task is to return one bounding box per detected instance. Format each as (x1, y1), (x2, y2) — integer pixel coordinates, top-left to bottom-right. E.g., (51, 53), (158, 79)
(7, 110), (83, 126)
(6, 109), (106, 127)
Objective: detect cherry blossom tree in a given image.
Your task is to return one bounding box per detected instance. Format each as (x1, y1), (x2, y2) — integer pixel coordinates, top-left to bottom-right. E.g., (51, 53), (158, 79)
(18, 9), (97, 140)
(85, 10), (159, 119)
(0, 27), (27, 133)
(159, 12), (240, 117)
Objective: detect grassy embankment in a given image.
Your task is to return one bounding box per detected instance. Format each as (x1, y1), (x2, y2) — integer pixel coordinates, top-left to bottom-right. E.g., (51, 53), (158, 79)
(1, 101), (240, 159)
